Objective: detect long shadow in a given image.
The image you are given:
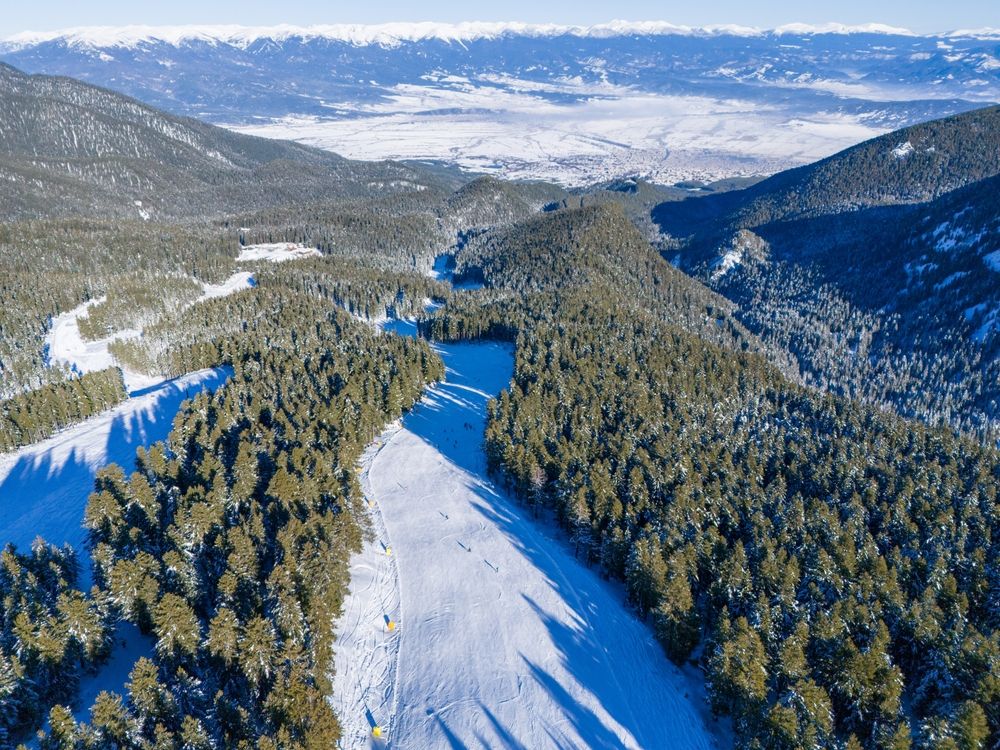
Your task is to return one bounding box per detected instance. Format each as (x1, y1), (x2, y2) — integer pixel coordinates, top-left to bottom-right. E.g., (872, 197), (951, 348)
(477, 703), (531, 750)
(383, 324), (710, 748)
(520, 652), (629, 750)
(0, 368), (231, 586)
(384, 326), (514, 478)
(434, 714), (469, 750)
(1, 368), (230, 746)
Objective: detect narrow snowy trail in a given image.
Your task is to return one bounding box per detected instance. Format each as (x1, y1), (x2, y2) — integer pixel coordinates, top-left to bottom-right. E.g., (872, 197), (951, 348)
(332, 318), (716, 749)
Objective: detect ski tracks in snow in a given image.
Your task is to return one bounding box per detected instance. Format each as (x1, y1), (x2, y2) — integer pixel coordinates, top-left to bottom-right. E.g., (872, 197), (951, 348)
(331, 335), (720, 749)
(331, 427), (406, 749)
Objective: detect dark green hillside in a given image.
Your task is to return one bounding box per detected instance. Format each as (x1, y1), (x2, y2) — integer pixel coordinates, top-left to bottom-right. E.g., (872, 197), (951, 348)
(653, 105), (1000, 238)
(647, 106), (1000, 440)
(0, 63), (450, 220)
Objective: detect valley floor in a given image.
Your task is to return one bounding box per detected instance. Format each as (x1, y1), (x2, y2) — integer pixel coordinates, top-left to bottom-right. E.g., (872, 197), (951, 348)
(331, 319), (718, 749)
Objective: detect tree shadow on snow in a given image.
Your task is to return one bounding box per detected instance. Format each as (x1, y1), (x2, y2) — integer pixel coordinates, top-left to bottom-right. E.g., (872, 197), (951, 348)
(394, 340), (514, 478)
(0, 369), (230, 588)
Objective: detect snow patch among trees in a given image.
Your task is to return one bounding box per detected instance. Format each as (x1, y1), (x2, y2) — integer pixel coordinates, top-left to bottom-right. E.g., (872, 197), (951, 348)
(237, 242), (322, 263)
(891, 140), (915, 158)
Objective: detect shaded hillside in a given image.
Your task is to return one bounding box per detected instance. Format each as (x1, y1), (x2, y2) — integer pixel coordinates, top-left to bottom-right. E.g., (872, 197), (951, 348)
(653, 105), (1000, 238)
(649, 107), (1000, 440)
(0, 63), (450, 220)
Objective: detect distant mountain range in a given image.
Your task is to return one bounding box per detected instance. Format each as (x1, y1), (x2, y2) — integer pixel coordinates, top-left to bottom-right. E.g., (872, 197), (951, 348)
(3, 22), (998, 184)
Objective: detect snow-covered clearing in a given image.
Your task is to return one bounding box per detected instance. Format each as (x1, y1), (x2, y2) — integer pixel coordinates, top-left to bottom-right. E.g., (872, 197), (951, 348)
(237, 242), (321, 263)
(199, 270), (256, 300)
(331, 316), (717, 749)
(44, 271), (254, 393)
(45, 297), (144, 389)
(891, 140), (915, 158)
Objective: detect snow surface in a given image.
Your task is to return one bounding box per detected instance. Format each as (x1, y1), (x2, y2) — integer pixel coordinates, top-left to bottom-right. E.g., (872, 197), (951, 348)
(983, 249), (1000, 272)
(237, 243), (322, 263)
(331, 316), (717, 749)
(891, 141), (915, 159)
(200, 270), (256, 300)
(45, 297), (140, 385)
(44, 272), (254, 393)
(0, 368), (230, 587)
(712, 248), (743, 279)
(234, 92), (885, 187)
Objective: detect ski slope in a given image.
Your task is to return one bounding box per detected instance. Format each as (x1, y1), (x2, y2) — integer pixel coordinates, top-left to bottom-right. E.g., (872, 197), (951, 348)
(331, 317), (718, 749)
(45, 271), (254, 394)
(0, 367), (231, 587)
(1, 366), (230, 745)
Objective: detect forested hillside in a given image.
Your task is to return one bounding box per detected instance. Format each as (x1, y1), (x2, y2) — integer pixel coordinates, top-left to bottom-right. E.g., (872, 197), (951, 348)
(651, 106), (1000, 441)
(423, 204), (1000, 749)
(0, 63), (460, 221)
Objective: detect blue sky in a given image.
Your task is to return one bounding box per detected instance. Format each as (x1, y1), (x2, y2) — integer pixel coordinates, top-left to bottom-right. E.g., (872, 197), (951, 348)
(1, 0), (994, 36)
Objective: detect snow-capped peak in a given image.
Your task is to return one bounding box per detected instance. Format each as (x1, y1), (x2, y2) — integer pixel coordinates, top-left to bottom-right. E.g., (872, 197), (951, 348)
(0, 20), (947, 51)
(773, 22), (916, 36)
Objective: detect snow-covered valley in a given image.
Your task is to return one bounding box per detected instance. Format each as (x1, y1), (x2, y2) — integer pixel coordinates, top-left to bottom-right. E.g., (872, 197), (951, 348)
(5, 23), (998, 187)
(331, 316), (718, 749)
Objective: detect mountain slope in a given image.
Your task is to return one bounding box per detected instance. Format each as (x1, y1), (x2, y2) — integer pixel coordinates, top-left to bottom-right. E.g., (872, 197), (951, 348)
(651, 106), (1000, 439)
(652, 105), (1000, 236)
(0, 63), (447, 220)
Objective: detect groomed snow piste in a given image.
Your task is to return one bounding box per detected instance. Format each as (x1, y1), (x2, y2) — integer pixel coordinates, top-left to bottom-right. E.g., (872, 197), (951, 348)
(331, 317), (718, 749)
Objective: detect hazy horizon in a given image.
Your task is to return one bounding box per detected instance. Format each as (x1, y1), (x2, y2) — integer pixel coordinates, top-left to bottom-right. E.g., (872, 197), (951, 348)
(2, 0), (996, 37)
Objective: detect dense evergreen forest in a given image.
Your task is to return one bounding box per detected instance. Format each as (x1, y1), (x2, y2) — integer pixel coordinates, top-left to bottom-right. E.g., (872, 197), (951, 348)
(0, 368), (126, 451)
(2, 66), (997, 748)
(0, 542), (111, 745)
(15, 279), (442, 749)
(424, 204), (1000, 749)
(652, 106), (1000, 442)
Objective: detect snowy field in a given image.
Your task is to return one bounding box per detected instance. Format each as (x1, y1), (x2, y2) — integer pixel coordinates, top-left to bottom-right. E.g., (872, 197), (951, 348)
(331, 317), (718, 749)
(232, 81), (885, 186)
(237, 242), (321, 263)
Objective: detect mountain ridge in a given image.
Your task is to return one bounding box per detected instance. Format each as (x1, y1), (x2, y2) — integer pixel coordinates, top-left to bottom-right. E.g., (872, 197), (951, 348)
(4, 21), (997, 186)
(4, 20), (983, 50)
(0, 62), (455, 220)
